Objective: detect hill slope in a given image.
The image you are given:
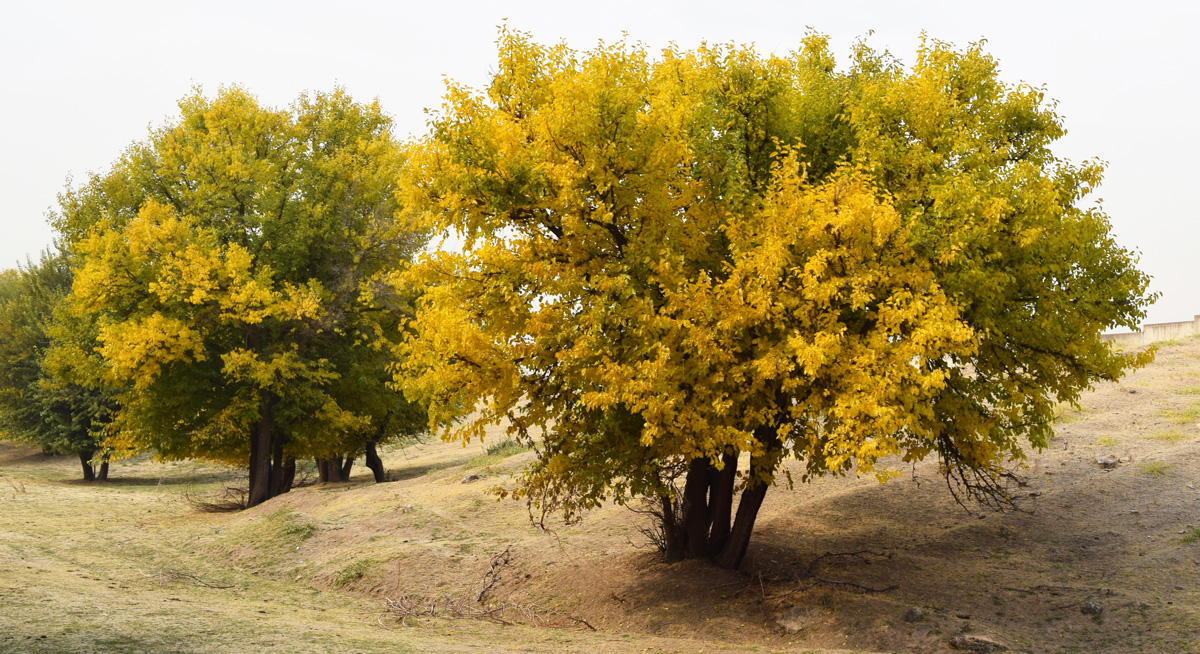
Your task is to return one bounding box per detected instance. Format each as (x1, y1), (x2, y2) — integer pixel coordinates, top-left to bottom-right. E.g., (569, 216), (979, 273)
(2, 337), (1199, 653)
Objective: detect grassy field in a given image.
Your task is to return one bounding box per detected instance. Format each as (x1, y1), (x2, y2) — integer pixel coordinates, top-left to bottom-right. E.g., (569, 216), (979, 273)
(3, 337), (1200, 653)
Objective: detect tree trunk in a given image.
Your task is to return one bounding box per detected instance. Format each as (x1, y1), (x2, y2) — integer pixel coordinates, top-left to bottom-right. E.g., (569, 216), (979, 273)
(96, 452), (110, 481)
(682, 457), (712, 559)
(365, 441), (386, 482)
(247, 393), (275, 507)
(317, 457), (345, 483)
(279, 458), (296, 493)
(707, 450), (738, 554)
(268, 434), (286, 497)
(713, 426), (782, 570)
(661, 495), (685, 563)
(340, 456), (354, 481)
(78, 451), (95, 482)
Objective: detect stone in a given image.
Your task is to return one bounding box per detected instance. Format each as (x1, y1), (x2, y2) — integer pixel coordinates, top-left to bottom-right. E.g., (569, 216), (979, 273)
(949, 634), (1008, 652)
(1081, 599), (1103, 615)
(776, 607), (810, 634)
(460, 473), (486, 484)
(904, 606), (925, 622)
(1096, 456), (1119, 469)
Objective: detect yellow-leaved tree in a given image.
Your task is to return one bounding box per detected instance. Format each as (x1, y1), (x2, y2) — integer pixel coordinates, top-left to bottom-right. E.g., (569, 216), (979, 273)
(56, 87), (428, 506)
(400, 31), (1154, 569)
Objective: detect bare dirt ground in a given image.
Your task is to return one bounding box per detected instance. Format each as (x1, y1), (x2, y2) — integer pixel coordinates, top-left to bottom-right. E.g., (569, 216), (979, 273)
(2, 336), (1199, 653)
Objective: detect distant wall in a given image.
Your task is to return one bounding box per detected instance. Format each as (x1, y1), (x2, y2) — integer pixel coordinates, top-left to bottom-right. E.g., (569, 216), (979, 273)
(1102, 315), (1200, 347)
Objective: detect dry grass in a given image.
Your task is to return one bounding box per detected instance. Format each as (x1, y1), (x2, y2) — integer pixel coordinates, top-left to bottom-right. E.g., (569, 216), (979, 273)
(5, 338), (1200, 653)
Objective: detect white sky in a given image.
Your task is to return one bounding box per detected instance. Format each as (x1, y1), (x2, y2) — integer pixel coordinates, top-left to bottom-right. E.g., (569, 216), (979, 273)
(2, 0), (1195, 326)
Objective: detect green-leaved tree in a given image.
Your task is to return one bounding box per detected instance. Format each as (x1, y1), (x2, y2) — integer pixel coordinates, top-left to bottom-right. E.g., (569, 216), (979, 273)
(0, 251), (117, 480)
(57, 87), (428, 505)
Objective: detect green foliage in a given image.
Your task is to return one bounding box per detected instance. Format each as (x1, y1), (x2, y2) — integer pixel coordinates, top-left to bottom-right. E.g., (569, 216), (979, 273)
(0, 251), (115, 469)
(54, 86), (429, 502)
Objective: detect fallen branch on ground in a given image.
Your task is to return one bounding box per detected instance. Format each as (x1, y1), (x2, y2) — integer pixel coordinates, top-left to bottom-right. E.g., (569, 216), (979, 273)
(138, 568), (238, 589)
(477, 545), (512, 603)
(383, 593), (595, 631)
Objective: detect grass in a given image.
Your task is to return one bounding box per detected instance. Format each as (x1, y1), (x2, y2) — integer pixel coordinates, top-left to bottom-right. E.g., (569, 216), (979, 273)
(1053, 403), (1082, 424)
(1156, 405), (1200, 425)
(1137, 461), (1171, 476)
(1151, 338), (1186, 347)
(1096, 436), (1120, 447)
(0, 443), (702, 654)
(1147, 430), (1187, 444)
(1172, 385), (1200, 396)
(1181, 527), (1200, 544)
(468, 439), (532, 467)
(334, 558), (375, 587)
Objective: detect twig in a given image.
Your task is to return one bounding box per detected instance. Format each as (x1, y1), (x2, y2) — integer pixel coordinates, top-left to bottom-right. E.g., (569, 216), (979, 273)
(477, 545), (512, 603)
(810, 577), (899, 593)
(139, 568), (237, 589)
(569, 616), (596, 631)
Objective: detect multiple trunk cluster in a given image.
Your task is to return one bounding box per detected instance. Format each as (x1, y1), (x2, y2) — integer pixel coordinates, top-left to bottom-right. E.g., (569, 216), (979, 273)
(77, 450), (109, 482)
(245, 399), (391, 506)
(661, 427), (782, 570)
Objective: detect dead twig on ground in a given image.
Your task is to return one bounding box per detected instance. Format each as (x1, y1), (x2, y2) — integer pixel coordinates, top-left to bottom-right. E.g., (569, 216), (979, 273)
(180, 481), (247, 513)
(138, 568), (237, 589)
(383, 593), (594, 631)
(776, 549), (899, 596)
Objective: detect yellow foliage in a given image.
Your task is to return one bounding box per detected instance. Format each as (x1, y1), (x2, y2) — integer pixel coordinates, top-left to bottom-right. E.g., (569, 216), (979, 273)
(400, 29), (1153, 524)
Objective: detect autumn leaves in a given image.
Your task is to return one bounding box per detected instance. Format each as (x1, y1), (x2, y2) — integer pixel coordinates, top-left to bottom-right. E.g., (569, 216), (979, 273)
(2, 31), (1154, 566)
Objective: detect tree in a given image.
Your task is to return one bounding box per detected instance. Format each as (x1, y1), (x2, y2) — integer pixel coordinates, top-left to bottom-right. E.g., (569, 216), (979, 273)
(57, 87), (428, 506)
(399, 31), (1154, 569)
(0, 251), (116, 480)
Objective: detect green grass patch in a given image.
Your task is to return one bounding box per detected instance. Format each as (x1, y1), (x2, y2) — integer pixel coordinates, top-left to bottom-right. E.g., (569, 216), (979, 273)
(1157, 405), (1200, 424)
(1138, 461), (1170, 476)
(1096, 436), (1120, 447)
(225, 509), (318, 551)
(1172, 385), (1200, 396)
(1181, 527), (1200, 544)
(1053, 403), (1082, 424)
(334, 558), (375, 587)
(1148, 430), (1187, 444)
(469, 439), (532, 467)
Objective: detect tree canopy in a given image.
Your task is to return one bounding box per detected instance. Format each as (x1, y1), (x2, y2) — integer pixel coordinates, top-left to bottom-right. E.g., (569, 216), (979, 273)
(0, 250), (116, 480)
(56, 87), (429, 504)
(399, 30), (1154, 568)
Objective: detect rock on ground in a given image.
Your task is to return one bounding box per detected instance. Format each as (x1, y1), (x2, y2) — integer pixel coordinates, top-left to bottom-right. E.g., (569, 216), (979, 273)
(949, 633), (1008, 652)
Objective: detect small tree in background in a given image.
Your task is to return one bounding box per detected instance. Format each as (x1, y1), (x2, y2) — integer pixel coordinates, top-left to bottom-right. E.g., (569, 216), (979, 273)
(56, 87), (428, 506)
(399, 30), (1154, 569)
(0, 251), (117, 480)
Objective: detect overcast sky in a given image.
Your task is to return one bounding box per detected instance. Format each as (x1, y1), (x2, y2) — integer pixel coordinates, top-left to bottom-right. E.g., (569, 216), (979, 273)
(2, 0), (1195, 326)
